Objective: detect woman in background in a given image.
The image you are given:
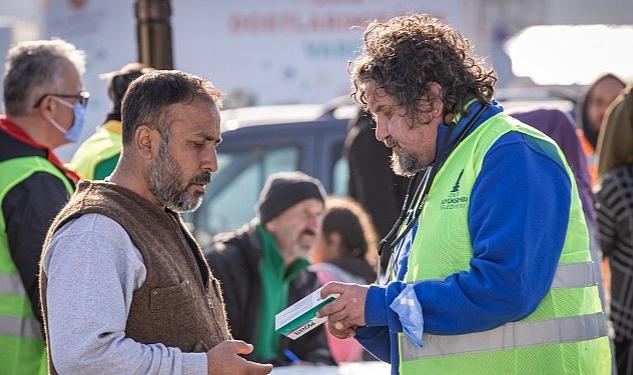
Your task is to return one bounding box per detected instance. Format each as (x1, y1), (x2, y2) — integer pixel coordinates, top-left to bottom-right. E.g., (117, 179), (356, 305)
(578, 73), (626, 185)
(595, 83), (633, 374)
(311, 197), (377, 363)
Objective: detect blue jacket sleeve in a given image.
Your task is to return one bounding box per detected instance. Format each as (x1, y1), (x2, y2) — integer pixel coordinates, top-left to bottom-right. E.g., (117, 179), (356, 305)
(363, 131), (572, 335)
(355, 326), (391, 362)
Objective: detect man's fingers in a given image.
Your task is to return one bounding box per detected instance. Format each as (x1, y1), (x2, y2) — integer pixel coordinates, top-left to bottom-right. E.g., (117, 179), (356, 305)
(318, 295), (347, 317)
(225, 340), (254, 355)
(327, 322), (355, 339)
(246, 361), (273, 374)
(320, 281), (347, 298)
(330, 329), (350, 339)
(333, 317), (358, 332)
(327, 309), (350, 325)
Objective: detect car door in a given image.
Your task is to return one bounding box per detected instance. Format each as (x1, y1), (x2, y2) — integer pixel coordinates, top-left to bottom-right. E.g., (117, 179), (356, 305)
(192, 118), (348, 244)
(193, 121), (312, 245)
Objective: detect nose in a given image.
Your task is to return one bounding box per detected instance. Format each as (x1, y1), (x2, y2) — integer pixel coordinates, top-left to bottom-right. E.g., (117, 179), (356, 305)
(202, 145), (219, 173)
(307, 215), (322, 232)
(374, 116), (389, 142)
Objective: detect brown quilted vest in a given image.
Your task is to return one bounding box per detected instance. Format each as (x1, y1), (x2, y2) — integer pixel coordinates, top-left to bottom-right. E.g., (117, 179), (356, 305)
(39, 181), (231, 374)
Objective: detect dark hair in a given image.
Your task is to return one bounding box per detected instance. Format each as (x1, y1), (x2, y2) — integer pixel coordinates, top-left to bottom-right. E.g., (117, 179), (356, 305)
(322, 197), (377, 262)
(350, 14), (496, 123)
(105, 63), (154, 118)
(121, 70), (222, 144)
(257, 171), (326, 224)
(580, 73), (626, 147)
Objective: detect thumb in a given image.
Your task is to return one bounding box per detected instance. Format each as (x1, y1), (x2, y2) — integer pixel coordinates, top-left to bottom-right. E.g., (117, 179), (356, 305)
(246, 361), (273, 374)
(321, 281), (346, 298)
(225, 340), (254, 355)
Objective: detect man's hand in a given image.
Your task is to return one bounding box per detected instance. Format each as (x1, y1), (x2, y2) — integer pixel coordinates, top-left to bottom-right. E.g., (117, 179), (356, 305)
(207, 340), (272, 375)
(317, 282), (369, 338)
(327, 322), (357, 339)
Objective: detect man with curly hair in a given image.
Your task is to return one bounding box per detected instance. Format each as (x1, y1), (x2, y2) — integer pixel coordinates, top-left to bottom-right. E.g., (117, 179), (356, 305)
(318, 14), (611, 374)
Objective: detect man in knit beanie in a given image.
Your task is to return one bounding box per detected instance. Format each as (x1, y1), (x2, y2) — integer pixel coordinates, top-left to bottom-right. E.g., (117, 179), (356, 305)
(206, 171), (335, 367)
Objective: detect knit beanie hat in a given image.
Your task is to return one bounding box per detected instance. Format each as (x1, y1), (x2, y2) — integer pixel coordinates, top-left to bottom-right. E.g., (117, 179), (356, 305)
(257, 171), (326, 224)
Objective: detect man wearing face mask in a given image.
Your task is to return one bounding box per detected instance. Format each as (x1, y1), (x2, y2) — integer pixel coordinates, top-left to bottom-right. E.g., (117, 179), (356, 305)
(205, 171), (335, 367)
(0, 39), (85, 375)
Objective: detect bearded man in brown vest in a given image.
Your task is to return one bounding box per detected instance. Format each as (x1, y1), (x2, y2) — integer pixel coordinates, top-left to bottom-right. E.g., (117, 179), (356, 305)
(39, 70), (272, 375)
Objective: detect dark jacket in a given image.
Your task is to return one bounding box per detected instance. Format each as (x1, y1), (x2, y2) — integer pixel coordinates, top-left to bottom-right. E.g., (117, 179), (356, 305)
(0, 125), (73, 322)
(345, 110), (408, 240)
(345, 110), (409, 275)
(205, 221), (335, 366)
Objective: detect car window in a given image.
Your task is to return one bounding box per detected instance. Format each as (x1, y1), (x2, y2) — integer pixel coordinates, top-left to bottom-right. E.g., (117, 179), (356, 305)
(331, 140), (348, 196)
(195, 146), (300, 245)
(332, 156), (348, 196)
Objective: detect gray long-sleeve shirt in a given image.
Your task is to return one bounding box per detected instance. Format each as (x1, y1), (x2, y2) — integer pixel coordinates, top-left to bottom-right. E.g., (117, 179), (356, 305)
(43, 213), (207, 374)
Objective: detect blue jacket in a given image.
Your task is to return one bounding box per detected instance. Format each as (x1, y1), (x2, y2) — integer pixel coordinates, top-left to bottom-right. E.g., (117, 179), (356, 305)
(357, 101), (572, 373)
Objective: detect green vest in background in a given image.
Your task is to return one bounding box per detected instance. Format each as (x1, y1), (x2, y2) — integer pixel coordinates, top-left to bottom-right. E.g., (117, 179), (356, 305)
(0, 156), (74, 375)
(399, 113), (611, 374)
(69, 120), (122, 180)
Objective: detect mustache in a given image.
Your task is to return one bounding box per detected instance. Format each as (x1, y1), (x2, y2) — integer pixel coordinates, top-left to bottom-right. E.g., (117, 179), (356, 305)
(300, 229), (317, 237)
(190, 171), (212, 185)
(383, 136), (397, 148)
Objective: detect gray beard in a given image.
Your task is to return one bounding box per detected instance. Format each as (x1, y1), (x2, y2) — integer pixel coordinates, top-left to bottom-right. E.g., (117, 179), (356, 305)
(390, 149), (422, 177)
(147, 145), (204, 213)
(290, 243), (312, 260)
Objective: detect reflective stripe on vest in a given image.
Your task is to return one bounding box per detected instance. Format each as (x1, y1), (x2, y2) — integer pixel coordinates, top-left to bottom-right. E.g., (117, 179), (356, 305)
(551, 261), (598, 289)
(0, 273), (27, 296)
(400, 312), (608, 360)
(0, 156), (72, 375)
(398, 113), (611, 374)
(408, 261), (598, 290)
(0, 315), (43, 340)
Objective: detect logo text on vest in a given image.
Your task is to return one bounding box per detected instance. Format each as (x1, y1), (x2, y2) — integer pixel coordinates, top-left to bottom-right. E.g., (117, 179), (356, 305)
(441, 169), (468, 210)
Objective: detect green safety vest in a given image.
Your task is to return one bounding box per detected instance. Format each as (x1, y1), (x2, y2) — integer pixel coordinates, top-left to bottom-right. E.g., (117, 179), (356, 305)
(68, 120), (122, 180)
(0, 156), (73, 375)
(399, 113), (611, 374)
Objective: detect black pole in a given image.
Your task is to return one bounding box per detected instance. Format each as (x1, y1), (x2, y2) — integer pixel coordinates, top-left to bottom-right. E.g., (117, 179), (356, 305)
(135, 0), (173, 70)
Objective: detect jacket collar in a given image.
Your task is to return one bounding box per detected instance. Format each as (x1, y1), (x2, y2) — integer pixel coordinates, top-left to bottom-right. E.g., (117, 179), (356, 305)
(434, 100), (503, 162)
(0, 116), (80, 183)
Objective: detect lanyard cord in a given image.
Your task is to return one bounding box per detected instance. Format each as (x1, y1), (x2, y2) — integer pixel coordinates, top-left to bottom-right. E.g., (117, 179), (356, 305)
(376, 104), (489, 279)
(377, 172), (421, 256)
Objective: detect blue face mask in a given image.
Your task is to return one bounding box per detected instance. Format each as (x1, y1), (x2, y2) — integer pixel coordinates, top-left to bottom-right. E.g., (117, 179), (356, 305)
(47, 98), (86, 143)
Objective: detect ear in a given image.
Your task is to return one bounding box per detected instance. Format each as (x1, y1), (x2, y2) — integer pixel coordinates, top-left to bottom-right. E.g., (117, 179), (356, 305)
(263, 219), (288, 250)
(427, 82), (445, 119)
(135, 125), (161, 161)
(264, 219), (276, 235)
(36, 95), (56, 119)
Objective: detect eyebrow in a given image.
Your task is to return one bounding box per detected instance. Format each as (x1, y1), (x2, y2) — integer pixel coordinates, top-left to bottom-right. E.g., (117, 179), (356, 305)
(192, 132), (222, 143)
(372, 104), (394, 115)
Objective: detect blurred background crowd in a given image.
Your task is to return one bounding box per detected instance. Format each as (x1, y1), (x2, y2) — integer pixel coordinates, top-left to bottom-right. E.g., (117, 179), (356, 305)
(1, 1), (632, 374)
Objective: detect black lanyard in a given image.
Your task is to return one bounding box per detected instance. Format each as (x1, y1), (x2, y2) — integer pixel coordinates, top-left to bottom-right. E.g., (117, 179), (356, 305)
(377, 104), (488, 279)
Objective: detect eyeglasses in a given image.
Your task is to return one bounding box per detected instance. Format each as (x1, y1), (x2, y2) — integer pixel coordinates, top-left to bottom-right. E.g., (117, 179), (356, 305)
(33, 91), (90, 108)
